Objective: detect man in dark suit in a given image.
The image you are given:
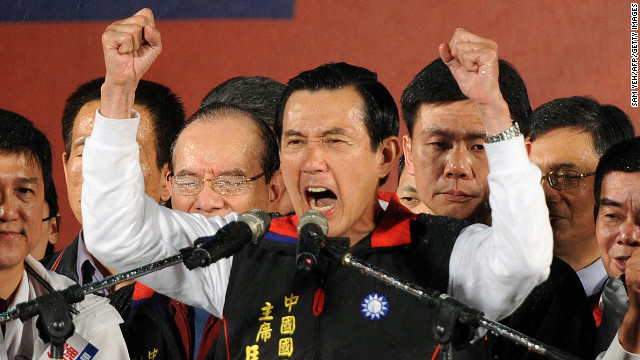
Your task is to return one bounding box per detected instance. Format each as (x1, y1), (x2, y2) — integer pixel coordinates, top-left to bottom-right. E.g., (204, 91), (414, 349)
(43, 77), (192, 360)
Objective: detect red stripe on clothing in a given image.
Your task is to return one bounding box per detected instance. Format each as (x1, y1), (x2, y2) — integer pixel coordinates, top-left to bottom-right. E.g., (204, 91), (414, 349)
(132, 282), (156, 300)
(371, 193), (415, 248)
(49, 248), (67, 271)
(269, 215), (299, 237)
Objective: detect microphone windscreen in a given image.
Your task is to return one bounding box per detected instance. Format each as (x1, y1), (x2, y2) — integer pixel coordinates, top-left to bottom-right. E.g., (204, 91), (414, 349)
(238, 209), (272, 242)
(297, 210), (328, 236)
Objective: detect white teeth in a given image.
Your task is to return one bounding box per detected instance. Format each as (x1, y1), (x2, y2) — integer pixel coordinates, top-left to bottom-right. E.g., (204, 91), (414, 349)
(307, 187), (327, 193)
(309, 197), (335, 212)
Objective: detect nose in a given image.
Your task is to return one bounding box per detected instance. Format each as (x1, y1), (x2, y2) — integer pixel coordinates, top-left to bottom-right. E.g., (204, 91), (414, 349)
(300, 143), (328, 174)
(193, 184), (227, 216)
(618, 217), (640, 246)
(541, 178), (561, 204)
(444, 146), (473, 179)
(0, 193), (19, 222)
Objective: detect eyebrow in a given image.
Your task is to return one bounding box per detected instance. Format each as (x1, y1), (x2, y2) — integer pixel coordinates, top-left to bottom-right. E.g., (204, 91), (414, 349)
(399, 184), (418, 194)
(174, 168), (246, 177)
(321, 128), (349, 137)
(283, 128), (350, 138)
(420, 127), (485, 141)
(71, 136), (88, 148)
(599, 198), (623, 208)
(550, 163), (578, 170)
(18, 177), (40, 187)
(217, 168), (246, 177)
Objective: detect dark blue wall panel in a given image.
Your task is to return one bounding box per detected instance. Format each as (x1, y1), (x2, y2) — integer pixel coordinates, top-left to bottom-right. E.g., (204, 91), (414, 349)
(0, 0), (294, 22)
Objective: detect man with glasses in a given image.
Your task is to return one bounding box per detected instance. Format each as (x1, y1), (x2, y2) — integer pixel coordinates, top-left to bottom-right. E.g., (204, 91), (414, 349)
(528, 97), (635, 304)
(167, 102), (283, 360)
(168, 103), (282, 218)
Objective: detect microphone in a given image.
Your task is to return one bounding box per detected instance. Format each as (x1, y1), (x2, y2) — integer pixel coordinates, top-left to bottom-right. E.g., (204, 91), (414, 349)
(184, 209), (271, 270)
(296, 210), (328, 271)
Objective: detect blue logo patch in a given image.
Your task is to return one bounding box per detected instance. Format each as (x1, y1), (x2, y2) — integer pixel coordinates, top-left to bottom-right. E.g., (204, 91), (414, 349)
(360, 293), (389, 320)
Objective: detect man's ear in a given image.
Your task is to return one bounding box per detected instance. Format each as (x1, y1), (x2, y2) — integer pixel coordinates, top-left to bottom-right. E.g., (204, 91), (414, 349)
(268, 170), (286, 213)
(377, 136), (401, 181)
(48, 213), (61, 246)
(62, 152), (70, 184)
(402, 135), (416, 176)
(525, 138), (532, 156)
(160, 163), (172, 202)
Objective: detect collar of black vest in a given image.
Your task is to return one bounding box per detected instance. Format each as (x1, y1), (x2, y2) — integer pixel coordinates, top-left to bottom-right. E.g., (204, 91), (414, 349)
(264, 193), (416, 249)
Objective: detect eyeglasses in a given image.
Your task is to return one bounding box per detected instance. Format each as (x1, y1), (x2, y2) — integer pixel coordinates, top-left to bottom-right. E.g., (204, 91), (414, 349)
(541, 169), (596, 191)
(170, 172), (265, 196)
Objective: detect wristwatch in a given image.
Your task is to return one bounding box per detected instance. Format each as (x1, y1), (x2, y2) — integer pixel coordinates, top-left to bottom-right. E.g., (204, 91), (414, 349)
(484, 122), (521, 143)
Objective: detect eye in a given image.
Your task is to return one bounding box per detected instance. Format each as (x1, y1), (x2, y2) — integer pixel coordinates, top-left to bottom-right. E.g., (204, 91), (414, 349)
(287, 138), (308, 150)
(324, 137), (348, 146)
(400, 196), (419, 204)
(15, 186), (37, 202)
(599, 210), (623, 223)
(430, 141), (449, 150)
(471, 143), (485, 151)
(174, 175), (199, 186)
(18, 187), (34, 195)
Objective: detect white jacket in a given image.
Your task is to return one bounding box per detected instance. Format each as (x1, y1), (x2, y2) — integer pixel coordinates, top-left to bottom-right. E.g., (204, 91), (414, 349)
(0, 256), (128, 360)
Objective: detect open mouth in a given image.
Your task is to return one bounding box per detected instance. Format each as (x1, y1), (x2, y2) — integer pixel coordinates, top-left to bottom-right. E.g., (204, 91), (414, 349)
(306, 187), (337, 212)
(614, 257), (629, 272)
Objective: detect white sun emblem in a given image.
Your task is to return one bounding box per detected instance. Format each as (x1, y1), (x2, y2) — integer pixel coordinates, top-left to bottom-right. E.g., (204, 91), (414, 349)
(361, 293), (389, 320)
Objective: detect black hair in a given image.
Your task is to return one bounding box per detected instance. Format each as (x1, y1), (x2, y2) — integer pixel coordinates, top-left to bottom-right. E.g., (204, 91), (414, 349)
(201, 76), (285, 128)
(174, 103), (280, 183)
(401, 58), (532, 136)
(529, 96), (635, 157)
(398, 155), (406, 183)
(275, 62), (399, 150)
(61, 78), (185, 170)
(0, 109), (54, 210)
(594, 137), (640, 218)
(275, 62), (398, 185)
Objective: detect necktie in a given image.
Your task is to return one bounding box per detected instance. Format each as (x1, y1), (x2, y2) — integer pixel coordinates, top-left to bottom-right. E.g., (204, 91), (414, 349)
(81, 260), (96, 286)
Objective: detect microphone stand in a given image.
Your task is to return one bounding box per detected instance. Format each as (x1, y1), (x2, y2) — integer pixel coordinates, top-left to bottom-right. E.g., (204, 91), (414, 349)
(334, 252), (582, 360)
(0, 248), (194, 359)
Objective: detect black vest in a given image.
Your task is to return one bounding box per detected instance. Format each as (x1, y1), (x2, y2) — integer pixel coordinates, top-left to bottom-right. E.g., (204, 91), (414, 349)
(218, 205), (469, 360)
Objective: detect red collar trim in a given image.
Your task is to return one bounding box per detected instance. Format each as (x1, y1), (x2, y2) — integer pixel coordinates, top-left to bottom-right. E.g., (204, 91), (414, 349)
(132, 281), (156, 300)
(267, 194), (415, 248)
(371, 193), (416, 248)
(269, 214), (299, 238)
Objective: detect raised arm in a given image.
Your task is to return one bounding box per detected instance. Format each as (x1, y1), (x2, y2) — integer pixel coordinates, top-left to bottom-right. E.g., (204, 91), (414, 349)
(439, 28), (512, 135)
(82, 9), (233, 317)
(442, 29), (552, 320)
(100, 8), (161, 119)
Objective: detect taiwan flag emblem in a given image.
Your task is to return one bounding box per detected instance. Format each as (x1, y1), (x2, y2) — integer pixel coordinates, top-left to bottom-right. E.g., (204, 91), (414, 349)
(360, 293), (389, 320)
